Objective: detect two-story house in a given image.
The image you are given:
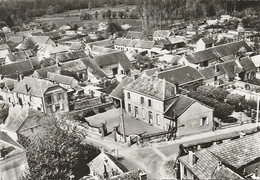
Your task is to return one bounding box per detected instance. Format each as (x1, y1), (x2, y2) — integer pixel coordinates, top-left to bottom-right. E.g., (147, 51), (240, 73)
(195, 37), (215, 52)
(123, 76), (214, 136)
(12, 77), (69, 114)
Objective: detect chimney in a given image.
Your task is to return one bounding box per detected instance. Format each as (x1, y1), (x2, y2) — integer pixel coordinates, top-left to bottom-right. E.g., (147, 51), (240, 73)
(175, 82), (179, 94)
(19, 73), (24, 80)
(239, 132), (246, 138)
(0, 75), (3, 80)
(188, 151), (197, 166)
(103, 165), (109, 179)
(215, 64), (220, 73)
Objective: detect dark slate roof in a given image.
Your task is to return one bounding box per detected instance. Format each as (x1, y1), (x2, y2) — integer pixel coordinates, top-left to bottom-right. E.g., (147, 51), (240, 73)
(13, 77), (57, 97)
(158, 66), (203, 86)
(0, 60), (34, 76)
(200, 37), (214, 45)
(33, 65), (60, 79)
(155, 39), (172, 46)
(93, 51), (132, 71)
(198, 65), (225, 79)
(32, 31), (61, 39)
(238, 57), (256, 71)
(186, 41), (251, 64)
(179, 149), (243, 180)
(56, 50), (87, 62)
(87, 39), (114, 49)
(219, 60), (237, 79)
(110, 77), (133, 100)
(47, 72), (76, 86)
(124, 76), (176, 101)
(209, 132), (260, 169)
(164, 95), (195, 118)
(125, 31), (143, 39)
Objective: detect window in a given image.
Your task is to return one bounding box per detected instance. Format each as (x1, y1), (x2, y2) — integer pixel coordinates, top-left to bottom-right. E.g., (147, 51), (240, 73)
(184, 166), (187, 176)
(45, 95), (52, 104)
(148, 99), (152, 107)
(127, 92), (130, 99)
(148, 111), (153, 123)
(156, 114), (160, 125)
(37, 107), (41, 111)
(142, 109), (145, 119)
(141, 97), (144, 105)
(214, 76), (217, 81)
(134, 106), (139, 118)
(55, 104), (60, 111)
(201, 117), (209, 126)
(128, 103), (131, 112)
(57, 93), (63, 101)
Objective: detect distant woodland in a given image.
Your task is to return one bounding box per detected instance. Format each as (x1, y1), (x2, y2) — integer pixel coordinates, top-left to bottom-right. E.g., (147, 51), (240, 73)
(1, 0), (260, 27)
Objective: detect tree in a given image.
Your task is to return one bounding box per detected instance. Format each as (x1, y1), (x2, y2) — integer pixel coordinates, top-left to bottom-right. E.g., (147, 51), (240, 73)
(106, 9), (112, 19)
(18, 118), (100, 180)
(112, 11), (117, 19)
(102, 11), (106, 19)
(5, 15), (14, 27)
(106, 21), (122, 35)
(118, 11), (124, 19)
(94, 11), (98, 19)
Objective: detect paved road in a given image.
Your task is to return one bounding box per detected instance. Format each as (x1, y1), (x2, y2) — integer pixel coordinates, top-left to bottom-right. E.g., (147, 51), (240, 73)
(70, 119), (260, 179)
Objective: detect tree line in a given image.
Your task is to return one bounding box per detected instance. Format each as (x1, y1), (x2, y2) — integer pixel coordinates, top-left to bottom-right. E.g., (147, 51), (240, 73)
(1, 0), (260, 28)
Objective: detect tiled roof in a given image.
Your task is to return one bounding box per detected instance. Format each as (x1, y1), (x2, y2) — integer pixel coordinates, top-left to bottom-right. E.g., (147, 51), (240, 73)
(179, 149), (243, 180)
(70, 42), (82, 50)
(110, 169), (142, 180)
(209, 132), (260, 169)
(33, 65), (60, 79)
(198, 65), (225, 79)
(7, 36), (23, 44)
(114, 38), (137, 47)
(88, 152), (128, 178)
(93, 51), (132, 71)
(125, 31), (143, 39)
(219, 60), (237, 79)
(0, 60), (34, 76)
(30, 36), (51, 44)
(56, 50), (87, 62)
(200, 37), (214, 45)
(238, 57), (256, 71)
(80, 58), (108, 78)
(220, 54), (235, 62)
(135, 40), (155, 49)
(87, 39), (113, 49)
(110, 77), (133, 100)
(6, 52), (27, 62)
(153, 30), (171, 38)
(47, 72), (76, 86)
(0, 44), (10, 51)
(91, 45), (118, 55)
(186, 41), (251, 64)
(164, 95), (195, 118)
(168, 36), (185, 44)
(1, 106), (43, 132)
(142, 67), (161, 77)
(13, 77), (57, 97)
(124, 76), (176, 101)
(158, 66), (203, 86)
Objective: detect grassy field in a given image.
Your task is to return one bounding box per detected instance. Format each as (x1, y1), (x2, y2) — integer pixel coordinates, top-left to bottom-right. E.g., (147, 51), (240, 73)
(34, 5), (142, 31)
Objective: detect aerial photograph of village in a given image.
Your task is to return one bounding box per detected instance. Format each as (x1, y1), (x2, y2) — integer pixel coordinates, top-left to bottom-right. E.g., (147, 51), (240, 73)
(1, 0), (260, 179)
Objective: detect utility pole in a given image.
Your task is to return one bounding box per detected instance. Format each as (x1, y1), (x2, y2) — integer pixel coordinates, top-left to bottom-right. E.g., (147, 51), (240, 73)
(120, 99), (126, 142)
(257, 94), (259, 123)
